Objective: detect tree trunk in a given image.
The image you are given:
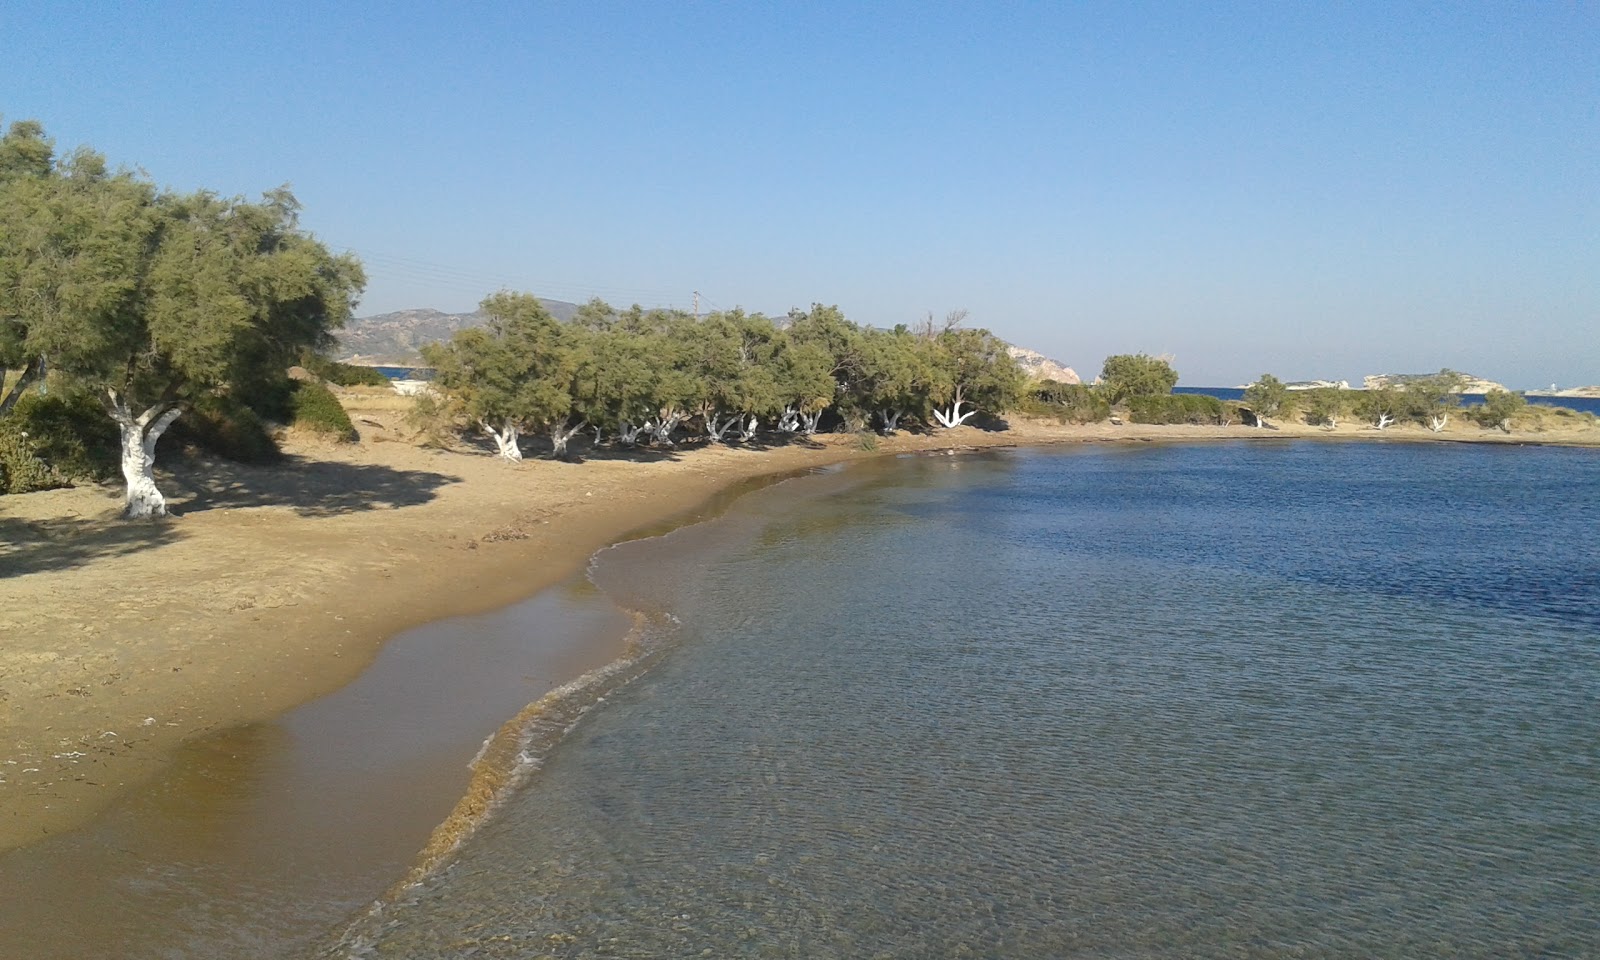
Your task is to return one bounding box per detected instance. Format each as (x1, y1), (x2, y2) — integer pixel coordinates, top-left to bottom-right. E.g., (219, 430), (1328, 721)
(1428, 414), (1448, 432)
(932, 399), (977, 429)
(0, 355), (45, 416)
(707, 412), (738, 443)
(549, 420), (587, 459)
(479, 419), (523, 461)
(879, 409), (902, 435)
(648, 412), (683, 446)
(105, 390), (183, 520)
(619, 420), (648, 446)
(799, 410), (822, 435)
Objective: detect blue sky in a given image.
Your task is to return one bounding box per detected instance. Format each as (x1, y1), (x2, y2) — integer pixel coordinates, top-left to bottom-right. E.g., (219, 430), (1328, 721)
(2, 2), (1595, 387)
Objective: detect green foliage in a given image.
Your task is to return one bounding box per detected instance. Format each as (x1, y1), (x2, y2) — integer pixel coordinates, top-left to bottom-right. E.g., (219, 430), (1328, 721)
(169, 394), (282, 463)
(923, 326), (1026, 419)
(1472, 389), (1527, 432)
(1297, 387), (1352, 426)
(405, 391), (463, 449)
(1127, 393), (1229, 425)
(1242, 374), (1289, 421)
(0, 426), (63, 493)
(1402, 370), (1465, 425)
(424, 292), (580, 442)
(1023, 381), (1110, 423)
(299, 351), (390, 387)
(1, 391), (118, 485)
(1354, 387), (1403, 427)
(1099, 354), (1179, 404)
(289, 380), (358, 441)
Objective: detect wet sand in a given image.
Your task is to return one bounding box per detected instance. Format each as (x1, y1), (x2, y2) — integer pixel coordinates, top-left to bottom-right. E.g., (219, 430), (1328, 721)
(1, 400), (1596, 958)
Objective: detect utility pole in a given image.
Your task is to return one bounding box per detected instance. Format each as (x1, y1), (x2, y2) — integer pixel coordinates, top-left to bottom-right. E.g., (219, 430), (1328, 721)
(693, 290), (700, 319)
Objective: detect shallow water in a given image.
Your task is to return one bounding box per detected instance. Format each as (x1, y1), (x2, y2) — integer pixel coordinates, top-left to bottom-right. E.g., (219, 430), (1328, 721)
(332, 442), (1600, 958)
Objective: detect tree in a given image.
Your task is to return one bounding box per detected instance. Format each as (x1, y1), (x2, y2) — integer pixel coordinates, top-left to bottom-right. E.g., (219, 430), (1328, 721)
(858, 327), (929, 433)
(923, 325), (1024, 428)
(1098, 353), (1178, 404)
(1355, 386), (1401, 430)
(1475, 389), (1526, 433)
(1242, 374), (1288, 427)
(423, 292), (579, 461)
(1300, 386), (1348, 428)
(1406, 369), (1466, 432)
(0, 122), (364, 516)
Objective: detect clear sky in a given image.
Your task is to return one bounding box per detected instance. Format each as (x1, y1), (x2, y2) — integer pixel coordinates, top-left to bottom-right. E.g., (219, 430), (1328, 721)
(2, 2), (1595, 387)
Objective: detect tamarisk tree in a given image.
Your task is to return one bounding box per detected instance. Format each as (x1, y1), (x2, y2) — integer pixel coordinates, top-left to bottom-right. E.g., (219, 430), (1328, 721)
(0, 120), (364, 517)
(425, 292), (583, 461)
(923, 323), (1023, 429)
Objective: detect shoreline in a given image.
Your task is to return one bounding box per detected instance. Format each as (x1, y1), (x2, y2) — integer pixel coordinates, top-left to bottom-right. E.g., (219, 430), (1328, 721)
(2, 414), (1598, 854)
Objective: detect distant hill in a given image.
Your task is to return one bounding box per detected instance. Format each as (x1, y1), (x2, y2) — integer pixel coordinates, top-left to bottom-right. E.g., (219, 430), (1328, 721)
(1362, 372), (1507, 393)
(1007, 347), (1079, 384)
(337, 300), (580, 364)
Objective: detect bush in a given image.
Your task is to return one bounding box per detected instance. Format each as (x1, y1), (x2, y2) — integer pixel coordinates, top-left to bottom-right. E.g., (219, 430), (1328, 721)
(0, 426), (64, 493)
(3, 392), (119, 484)
(170, 394), (282, 463)
(1298, 387), (1352, 426)
(299, 351), (391, 387)
(1023, 382), (1110, 423)
(289, 380), (358, 441)
(1127, 393), (1227, 425)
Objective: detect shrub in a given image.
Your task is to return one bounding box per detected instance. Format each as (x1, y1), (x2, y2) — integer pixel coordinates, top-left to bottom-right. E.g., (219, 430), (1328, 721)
(289, 380), (358, 441)
(170, 394), (283, 463)
(1127, 393), (1226, 425)
(0, 425), (64, 493)
(1298, 387), (1352, 426)
(1022, 382), (1110, 423)
(3, 392), (119, 485)
(405, 391), (462, 449)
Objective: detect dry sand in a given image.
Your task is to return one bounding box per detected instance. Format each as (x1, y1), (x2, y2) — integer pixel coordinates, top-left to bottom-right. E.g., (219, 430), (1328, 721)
(2, 399), (1597, 855)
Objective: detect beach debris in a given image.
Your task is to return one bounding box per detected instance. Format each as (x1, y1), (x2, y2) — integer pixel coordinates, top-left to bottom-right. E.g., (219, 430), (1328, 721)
(142, 717), (156, 726)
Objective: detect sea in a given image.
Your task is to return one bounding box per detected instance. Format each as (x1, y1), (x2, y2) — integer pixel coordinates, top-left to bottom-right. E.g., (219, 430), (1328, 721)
(324, 440), (1600, 958)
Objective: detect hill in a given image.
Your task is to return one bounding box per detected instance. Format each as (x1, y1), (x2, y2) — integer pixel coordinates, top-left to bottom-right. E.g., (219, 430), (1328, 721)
(1007, 347), (1079, 384)
(337, 300), (580, 364)
(1362, 372), (1508, 393)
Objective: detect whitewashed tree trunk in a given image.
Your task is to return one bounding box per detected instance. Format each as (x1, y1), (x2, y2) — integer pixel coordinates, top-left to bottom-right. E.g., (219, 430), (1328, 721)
(932, 399), (977, 429)
(105, 389), (183, 520)
(618, 420), (649, 446)
(798, 410), (822, 435)
(706, 412), (740, 443)
(1324, 415), (1339, 430)
(549, 420), (587, 459)
(878, 409), (902, 435)
(1428, 414), (1448, 432)
(1375, 412), (1395, 430)
(479, 418), (523, 461)
(592, 425), (604, 445)
(777, 406), (800, 433)
(648, 411), (684, 446)
(736, 415), (758, 442)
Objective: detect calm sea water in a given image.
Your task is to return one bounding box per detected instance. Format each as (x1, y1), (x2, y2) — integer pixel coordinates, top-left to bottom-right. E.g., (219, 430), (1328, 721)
(331, 442), (1600, 958)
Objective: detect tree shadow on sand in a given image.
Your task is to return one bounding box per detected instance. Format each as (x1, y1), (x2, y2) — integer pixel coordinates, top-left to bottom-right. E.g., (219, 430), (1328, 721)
(170, 454), (462, 517)
(0, 514), (183, 578)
